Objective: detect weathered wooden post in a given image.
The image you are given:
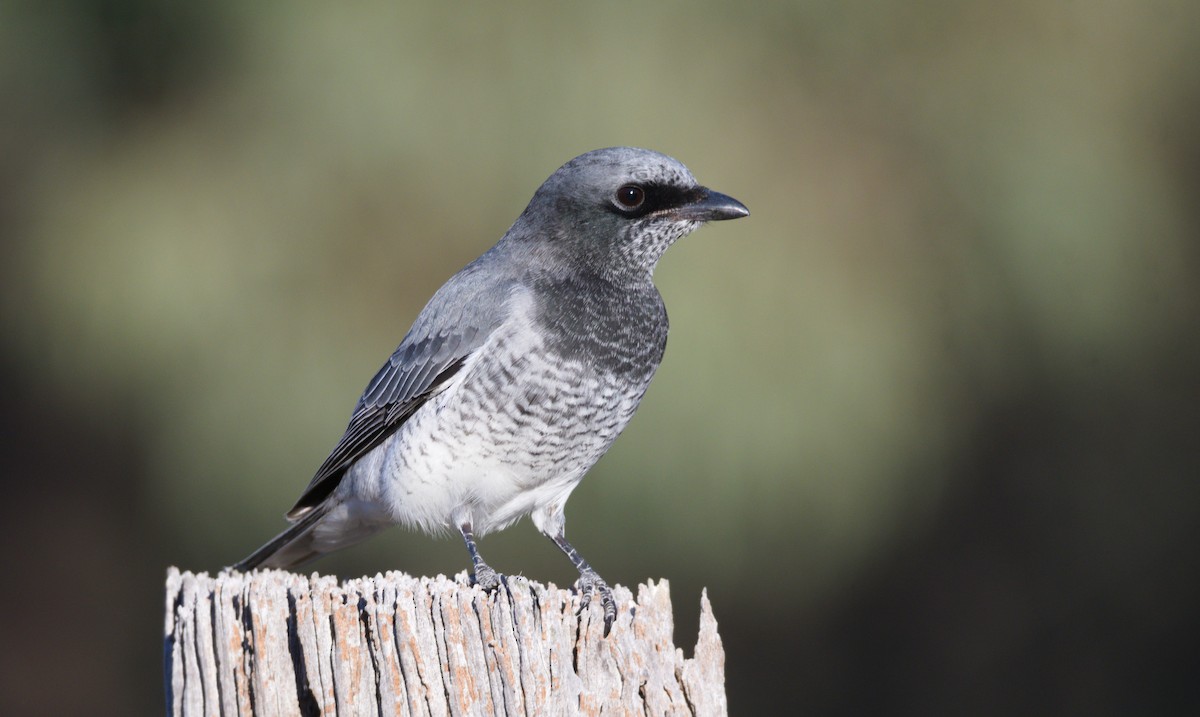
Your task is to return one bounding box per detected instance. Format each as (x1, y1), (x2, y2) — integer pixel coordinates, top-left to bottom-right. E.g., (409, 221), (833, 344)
(164, 569), (726, 716)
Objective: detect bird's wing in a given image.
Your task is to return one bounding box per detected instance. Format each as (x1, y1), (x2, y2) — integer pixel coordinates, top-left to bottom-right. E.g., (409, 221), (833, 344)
(286, 267), (516, 520)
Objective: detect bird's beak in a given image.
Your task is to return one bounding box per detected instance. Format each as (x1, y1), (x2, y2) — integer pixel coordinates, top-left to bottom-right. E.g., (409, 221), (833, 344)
(676, 187), (750, 222)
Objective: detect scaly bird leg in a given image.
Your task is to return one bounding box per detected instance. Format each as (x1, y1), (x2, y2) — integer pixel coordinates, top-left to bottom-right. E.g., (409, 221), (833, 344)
(550, 531), (616, 636)
(458, 522), (501, 591)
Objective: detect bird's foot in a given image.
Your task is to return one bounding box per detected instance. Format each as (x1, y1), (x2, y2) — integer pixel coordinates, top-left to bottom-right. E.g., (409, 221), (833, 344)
(575, 567), (616, 636)
(472, 563), (502, 592)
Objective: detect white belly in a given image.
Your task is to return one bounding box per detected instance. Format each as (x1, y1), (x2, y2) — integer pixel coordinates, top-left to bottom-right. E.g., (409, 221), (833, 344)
(335, 317), (649, 538)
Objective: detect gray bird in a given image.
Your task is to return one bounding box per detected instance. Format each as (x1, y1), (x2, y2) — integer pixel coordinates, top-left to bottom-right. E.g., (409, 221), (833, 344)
(234, 147), (748, 633)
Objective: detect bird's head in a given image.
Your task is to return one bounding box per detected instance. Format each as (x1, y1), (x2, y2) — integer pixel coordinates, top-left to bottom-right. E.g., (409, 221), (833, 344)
(512, 147), (749, 276)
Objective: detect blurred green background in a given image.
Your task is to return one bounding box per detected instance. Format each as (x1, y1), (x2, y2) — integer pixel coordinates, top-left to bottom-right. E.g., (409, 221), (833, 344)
(3, 1), (1199, 714)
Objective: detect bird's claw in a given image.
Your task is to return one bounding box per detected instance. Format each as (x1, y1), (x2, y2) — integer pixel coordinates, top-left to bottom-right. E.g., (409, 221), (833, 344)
(575, 568), (616, 636)
(472, 564), (501, 592)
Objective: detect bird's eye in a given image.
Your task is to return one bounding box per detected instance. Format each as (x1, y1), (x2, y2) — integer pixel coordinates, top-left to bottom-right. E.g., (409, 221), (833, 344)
(615, 185), (645, 209)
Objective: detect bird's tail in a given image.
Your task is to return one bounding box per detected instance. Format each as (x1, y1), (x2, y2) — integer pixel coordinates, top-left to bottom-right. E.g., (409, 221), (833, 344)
(233, 503), (332, 571)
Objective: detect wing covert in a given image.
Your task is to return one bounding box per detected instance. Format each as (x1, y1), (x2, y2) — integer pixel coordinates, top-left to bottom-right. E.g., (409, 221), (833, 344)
(285, 328), (478, 519)
(284, 260), (520, 520)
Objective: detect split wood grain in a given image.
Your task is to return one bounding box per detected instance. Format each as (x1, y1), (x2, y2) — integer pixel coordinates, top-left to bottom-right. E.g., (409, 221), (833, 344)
(164, 569), (726, 716)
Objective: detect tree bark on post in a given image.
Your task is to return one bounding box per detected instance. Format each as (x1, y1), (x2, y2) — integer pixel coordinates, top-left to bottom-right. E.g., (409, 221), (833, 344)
(164, 568), (726, 716)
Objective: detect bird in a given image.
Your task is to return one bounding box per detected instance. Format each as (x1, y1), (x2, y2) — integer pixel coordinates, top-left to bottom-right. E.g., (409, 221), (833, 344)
(234, 147), (748, 634)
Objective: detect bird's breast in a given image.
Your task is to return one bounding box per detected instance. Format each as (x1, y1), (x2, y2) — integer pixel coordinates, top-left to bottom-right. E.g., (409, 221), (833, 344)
(366, 282), (667, 534)
(531, 274), (669, 379)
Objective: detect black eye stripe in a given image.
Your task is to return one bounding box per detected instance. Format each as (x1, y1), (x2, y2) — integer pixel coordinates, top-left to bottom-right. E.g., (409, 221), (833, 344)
(607, 183), (700, 217)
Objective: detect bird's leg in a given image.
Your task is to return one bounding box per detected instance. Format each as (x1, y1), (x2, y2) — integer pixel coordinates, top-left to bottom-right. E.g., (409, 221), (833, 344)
(458, 522), (501, 591)
(550, 532), (616, 636)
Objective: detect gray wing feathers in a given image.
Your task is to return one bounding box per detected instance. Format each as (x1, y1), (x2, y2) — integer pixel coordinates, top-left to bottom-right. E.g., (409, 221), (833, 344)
(285, 267), (517, 519)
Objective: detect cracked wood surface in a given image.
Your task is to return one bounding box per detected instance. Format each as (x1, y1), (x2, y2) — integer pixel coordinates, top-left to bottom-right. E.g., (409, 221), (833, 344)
(164, 569), (726, 716)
